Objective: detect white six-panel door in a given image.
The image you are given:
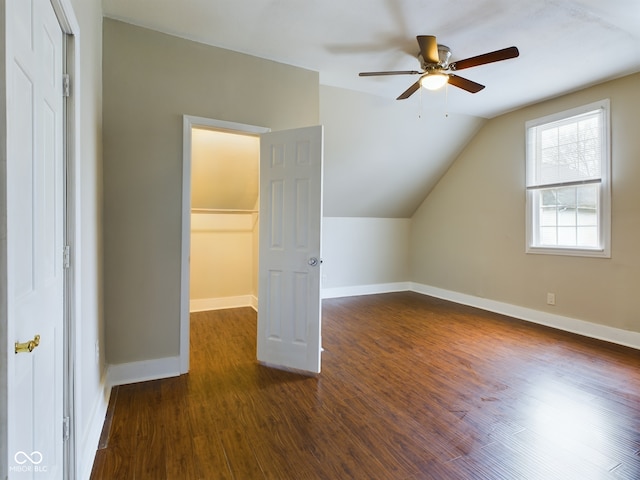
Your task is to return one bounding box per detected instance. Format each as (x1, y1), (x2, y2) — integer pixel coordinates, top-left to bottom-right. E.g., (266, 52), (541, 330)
(7, 0), (65, 477)
(258, 126), (323, 374)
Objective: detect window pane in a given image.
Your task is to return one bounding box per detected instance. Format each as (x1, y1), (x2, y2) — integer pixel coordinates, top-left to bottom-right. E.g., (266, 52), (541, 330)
(533, 111), (601, 184)
(541, 128), (558, 148)
(532, 185), (599, 249)
(557, 227), (577, 246)
(540, 207), (557, 227)
(577, 209), (597, 227)
(577, 226), (598, 246)
(540, 226), (557, 245)
(558, 208), (576, 227)
(577, 185), (597, 208)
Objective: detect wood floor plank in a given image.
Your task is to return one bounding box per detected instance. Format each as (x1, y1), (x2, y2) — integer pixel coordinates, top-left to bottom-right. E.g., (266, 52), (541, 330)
(191, 433), (233, 479)
(90, 444), (132, 479)
(90, 292), (640, 479)
(217, 426), (267, 479)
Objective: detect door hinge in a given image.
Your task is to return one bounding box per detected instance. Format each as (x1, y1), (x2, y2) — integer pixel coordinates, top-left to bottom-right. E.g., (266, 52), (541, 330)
(63, 74), (70, 97)
(63, 416), (70, 441)
(63, 245), (71, 269)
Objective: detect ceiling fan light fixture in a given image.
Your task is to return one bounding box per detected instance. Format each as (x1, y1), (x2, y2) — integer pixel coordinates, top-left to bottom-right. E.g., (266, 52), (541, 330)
(359, 36), (518, 100)
(420, 73), (448, 90)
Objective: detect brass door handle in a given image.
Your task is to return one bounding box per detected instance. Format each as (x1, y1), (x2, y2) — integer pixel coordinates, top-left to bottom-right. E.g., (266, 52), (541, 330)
(15, 335), (40, 354)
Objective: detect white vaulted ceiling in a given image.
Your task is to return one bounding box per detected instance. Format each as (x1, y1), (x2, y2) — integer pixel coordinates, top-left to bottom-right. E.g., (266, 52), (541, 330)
(102, 0), (640, 217)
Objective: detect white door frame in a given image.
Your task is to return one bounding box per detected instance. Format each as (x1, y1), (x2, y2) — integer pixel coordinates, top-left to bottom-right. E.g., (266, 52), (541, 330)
(0, 0), (80, 478)
(180, 115), (269, 373)
(57, 2), (80, 477)
(53, 4), (81, 478)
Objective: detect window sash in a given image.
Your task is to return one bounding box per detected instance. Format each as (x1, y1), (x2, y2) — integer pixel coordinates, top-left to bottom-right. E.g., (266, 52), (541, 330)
(526, 108), (603, 188)
(529, 184), (601, 250)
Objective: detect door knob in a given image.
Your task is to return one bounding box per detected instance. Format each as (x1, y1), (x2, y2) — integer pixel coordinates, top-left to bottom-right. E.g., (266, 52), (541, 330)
(308, 257), (319, 267)
(15, 335), (40, 354)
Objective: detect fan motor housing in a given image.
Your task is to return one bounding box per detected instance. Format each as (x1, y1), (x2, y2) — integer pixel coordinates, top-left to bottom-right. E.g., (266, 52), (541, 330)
(419, 44), (451, 71)
(437, 45), (451, 66)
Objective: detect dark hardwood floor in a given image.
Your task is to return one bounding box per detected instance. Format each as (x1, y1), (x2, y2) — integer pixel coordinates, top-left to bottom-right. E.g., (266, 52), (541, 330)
(90, 292), (640, 479)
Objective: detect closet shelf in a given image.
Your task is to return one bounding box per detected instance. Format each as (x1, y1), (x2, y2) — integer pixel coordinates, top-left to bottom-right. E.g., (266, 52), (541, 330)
(191, 208), (259, 214)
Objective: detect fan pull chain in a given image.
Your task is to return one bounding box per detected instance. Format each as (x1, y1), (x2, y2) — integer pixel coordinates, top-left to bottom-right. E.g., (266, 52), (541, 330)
(444, 83), (449, 118)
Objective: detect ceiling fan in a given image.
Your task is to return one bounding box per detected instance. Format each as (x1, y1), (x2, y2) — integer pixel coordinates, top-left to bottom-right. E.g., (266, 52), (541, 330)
(359, 35), (519, 100)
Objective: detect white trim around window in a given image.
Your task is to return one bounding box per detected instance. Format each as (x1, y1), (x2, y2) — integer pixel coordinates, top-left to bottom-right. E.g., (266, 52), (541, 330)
(525, 99), (611, 258)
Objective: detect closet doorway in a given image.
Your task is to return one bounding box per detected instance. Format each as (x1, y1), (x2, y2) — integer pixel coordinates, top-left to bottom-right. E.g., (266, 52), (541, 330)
(180, 116), (269, 372)
(190, 127), (259, 310)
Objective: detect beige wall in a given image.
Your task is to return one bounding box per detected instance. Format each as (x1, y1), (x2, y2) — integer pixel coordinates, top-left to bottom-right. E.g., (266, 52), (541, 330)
(322, 217), (411, 291)
(190, 213), (257, 301)
(102, 19), (319, 365)
(410, 72), (640, 334)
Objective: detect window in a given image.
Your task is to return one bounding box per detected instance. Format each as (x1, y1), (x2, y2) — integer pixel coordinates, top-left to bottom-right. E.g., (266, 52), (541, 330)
(526, 100), (610, 257)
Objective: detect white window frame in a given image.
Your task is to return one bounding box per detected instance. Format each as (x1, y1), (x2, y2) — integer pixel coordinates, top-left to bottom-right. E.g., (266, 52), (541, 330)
(525, 99), (611, 257)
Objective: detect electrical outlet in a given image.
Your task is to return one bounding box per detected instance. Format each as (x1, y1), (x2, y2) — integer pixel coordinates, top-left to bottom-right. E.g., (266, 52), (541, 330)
(547, 293), (556, 306)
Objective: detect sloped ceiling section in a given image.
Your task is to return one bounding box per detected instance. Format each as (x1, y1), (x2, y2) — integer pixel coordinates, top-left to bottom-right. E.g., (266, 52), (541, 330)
(320, 86), (485, 217)
(191, 128), (259, 211)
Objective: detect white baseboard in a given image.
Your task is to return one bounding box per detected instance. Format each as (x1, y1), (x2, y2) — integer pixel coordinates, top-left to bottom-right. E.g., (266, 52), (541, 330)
(411, 282), (640, 351)
(83, 358), (182, 478)
(78, 383), (110, 480)
(190, 295), (258, 312)
(106, 356), (182, 387)
(322, 282), (411, 299)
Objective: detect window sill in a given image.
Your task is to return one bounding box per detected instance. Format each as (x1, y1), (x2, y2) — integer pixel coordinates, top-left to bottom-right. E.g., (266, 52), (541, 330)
(526, 245), (610, 258)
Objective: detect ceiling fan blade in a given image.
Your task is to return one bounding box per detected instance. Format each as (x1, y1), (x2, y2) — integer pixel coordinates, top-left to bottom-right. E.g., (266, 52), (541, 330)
(359, 70), (422, 76)
(397, 80), (421, 100)
(447, 74), (485, 93)
(417, 35), (440, 64)
(450, 46), (519, 71)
